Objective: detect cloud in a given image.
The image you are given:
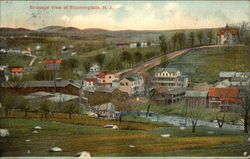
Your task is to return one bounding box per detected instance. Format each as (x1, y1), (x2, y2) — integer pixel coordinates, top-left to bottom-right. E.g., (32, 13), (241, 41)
(59, 2), (246, 30)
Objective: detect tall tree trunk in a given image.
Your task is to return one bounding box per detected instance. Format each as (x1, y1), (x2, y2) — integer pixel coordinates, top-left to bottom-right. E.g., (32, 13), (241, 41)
(40, 112), (44, 121)
(146, 103), (151, 118)
(5, 109), (8, 117)
(69, 113), (72, 119)
(244, 117), (248, 133)
(192, 125), (195, 133)
(25, 110), (28, 117)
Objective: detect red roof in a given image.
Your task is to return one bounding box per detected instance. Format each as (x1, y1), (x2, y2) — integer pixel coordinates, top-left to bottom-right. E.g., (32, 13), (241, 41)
(84, 78), (97, 82)
(220, 98), (243, 103)
(12, 67), (24, 73)
(97, 72), (113, 79)
(217, 28), (239, 36)
(44, 59), (62, 64)
(208, 87), (240, 98)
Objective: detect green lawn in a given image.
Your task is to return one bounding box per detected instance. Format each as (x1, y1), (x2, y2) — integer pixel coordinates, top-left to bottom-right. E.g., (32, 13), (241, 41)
(134, 101), (240, 122)
(167, 45), (250, 84)
(0, 118), (248, 157)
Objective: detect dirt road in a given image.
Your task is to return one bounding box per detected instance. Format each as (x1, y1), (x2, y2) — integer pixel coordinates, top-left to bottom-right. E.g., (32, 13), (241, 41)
(116, 44), (242, 77)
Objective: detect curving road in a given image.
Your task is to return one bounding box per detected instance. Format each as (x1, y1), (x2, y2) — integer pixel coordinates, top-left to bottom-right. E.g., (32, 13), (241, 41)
(115, 44), (244, 77)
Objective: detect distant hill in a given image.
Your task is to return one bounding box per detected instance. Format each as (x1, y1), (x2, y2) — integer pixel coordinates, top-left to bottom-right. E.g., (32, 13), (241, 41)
(0, 26), (221, 41)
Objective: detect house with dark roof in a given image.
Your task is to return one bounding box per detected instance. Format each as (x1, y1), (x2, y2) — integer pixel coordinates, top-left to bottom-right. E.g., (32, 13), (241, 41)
(208, 87), (242, 111)
(153, 67), (188, 89)
(216, 25), (239, 45)
(185, 90), (208, 108)
(153, 87), (186, 104)
(0, 80), (81, 95)
(119, 73), (144, 96)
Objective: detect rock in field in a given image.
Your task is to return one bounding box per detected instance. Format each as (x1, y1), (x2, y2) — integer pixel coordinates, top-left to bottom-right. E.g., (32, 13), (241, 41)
(161, 134), (171, 138)
(104, 125), (119, 130)
(50, 147), (62, 152)
(128, 145), (135, 148)
(32, 131), (38, 134)
(207, 131), (215, 134)
(34, 126), (42, 130)
(75, 151), (91, 158)
(243, 151), (248, 156)
(0, 129), (9, 137)
(248, 137), (250, 142)
(26, 139), (31, 142)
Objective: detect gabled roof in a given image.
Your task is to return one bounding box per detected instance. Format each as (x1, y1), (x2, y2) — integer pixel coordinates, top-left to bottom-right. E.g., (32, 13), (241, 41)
(217, 28), (239, 36)
(20, 80), (81, 88)
(84, 78), (97, 82)
(43, 59), (62, 64)
(12, 67), (24, 73)
(155, 68), (179, 73)
(208, 87), (240, 98)
(219, 72), (236, 78)
(185, 90), (208, 97)
(97, 72), (114, 79)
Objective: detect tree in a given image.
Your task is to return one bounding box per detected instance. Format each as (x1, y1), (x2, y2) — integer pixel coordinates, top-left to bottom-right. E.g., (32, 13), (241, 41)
(197, 31), (203, 46)
(120, 51), (132, 66)
(159, 34), (168, 53)
(189, 32), (195, 47)
(94, 54), (106, 66)
(237, 88), (250, 133)
(171, 33), (178, 50)
(207, 30), (214, 45)
(63, 101), (80, 119)
(34, 69), (54, 81)
(146, 88), (156, 118)
(18, 97), (31, 117)
(39, 99), (54, 120)
(0, 93), (17, 117)
(186, 105), (205, 133)
(215, 112), (226, 128)
(159, 55), (169, 68)
(178, 32), (186, 49)
(134, 51), (142, 63)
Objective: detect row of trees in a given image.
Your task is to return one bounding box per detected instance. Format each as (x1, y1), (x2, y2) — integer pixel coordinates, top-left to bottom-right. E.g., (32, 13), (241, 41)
(0, 93), (80, 119)
(159, 30), (215, 54)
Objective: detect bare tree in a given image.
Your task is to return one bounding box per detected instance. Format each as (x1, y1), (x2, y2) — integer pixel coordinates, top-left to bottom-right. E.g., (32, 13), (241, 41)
(215, 112), (226, 128)
(187, 105), (205, 133)
(63, 101), (80, 119)
(237, 88), (250, 133)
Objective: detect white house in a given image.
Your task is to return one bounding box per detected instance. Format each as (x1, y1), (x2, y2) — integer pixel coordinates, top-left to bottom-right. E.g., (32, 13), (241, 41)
(130, 42), (137, 48)
(140, 41), (148, 48)
(217, 25), (239, 45)
(83, 78), (97, 88)
(89, 64), (100, 73)
(153, 68), (188, 88)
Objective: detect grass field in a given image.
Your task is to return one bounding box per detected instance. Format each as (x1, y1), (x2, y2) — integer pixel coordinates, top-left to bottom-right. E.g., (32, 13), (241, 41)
(0, 118), (248, 157)
(167, 45), (250, 84)
(134, 101), (240, 122)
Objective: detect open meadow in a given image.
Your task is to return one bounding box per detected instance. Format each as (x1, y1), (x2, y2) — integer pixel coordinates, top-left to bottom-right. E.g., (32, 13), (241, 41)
(0, 111), (249, 157)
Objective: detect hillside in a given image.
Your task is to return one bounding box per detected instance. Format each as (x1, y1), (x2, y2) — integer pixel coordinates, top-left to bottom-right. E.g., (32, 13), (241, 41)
(0, 26), (220, 41)
(167, 45), (250, 84)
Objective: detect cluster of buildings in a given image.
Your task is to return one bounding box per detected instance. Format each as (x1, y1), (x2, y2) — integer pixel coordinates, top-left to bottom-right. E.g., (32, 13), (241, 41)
(0, 58), (62, 81)
(216, 25), (239, 45)
(114, 41), (159, 49)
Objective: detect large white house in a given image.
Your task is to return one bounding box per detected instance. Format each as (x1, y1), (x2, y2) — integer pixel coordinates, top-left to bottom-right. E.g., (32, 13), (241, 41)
(153, 68), (188, 88)
(217, 25), (239, 45)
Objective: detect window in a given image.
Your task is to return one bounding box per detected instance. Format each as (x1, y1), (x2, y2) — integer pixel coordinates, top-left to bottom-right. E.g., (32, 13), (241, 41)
(126, 82), (128, 86)
(103, 80), (105, 83)
(109, 76), (111, 79)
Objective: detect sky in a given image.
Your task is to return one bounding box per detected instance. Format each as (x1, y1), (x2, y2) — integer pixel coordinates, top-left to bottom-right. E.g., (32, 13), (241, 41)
(0, 1), (249, 30)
